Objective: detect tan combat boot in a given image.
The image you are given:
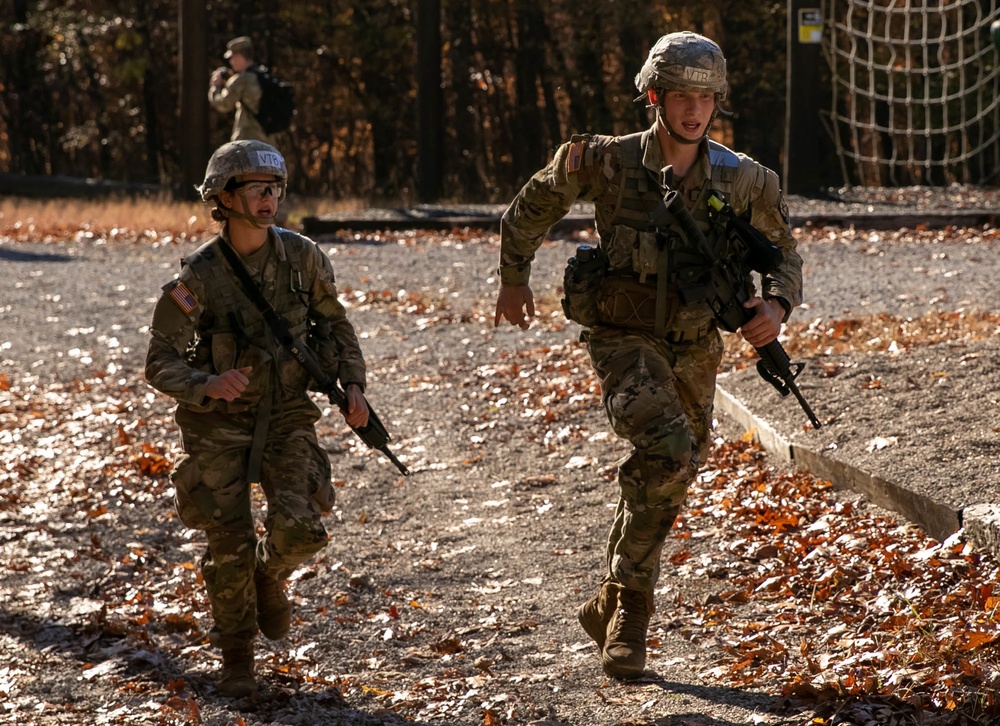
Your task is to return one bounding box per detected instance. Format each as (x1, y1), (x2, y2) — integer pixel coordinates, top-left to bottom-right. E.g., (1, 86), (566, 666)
(602, 588), (650, 680)
(218, 643), (257, 698)
(255, 570), (291, 640)
(577, 581), (621, 651)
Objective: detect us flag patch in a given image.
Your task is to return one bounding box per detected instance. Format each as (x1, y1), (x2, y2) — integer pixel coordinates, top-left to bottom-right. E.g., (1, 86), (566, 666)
(169, 281), (199, 314)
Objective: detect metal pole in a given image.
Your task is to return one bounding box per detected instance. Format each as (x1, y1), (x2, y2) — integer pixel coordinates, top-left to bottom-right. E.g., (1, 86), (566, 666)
(784, 0), (827, 194)
(416, 0), (443, 203)
(178, 0), (210, 200)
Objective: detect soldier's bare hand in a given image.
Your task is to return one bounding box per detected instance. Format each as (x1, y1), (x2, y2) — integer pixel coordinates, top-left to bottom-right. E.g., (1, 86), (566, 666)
(494, 285), (535, 330)
(739, 297), (784, 347)
(343, 384), (370, 429)
(205, 366), (253, 401)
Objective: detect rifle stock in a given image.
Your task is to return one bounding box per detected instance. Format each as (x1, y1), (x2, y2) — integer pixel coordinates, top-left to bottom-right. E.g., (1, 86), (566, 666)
(655, 191), (822, 429)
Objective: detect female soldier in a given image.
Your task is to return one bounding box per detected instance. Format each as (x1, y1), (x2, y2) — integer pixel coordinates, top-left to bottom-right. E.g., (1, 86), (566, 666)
(146, 140), (369, 697)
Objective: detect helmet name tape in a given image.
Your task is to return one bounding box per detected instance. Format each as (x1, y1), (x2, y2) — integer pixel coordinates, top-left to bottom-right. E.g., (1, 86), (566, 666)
(682, 67), (712, 84)
(254, 150), (285, 170)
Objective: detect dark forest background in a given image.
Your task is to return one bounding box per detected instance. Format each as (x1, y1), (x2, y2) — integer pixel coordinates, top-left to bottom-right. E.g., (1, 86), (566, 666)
(1, 0), (793, 201)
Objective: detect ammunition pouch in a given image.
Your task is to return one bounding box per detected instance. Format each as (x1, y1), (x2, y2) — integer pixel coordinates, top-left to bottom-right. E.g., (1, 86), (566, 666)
(596, 275), (677, 333)
(561, 246), (609, 327)
(595, 275), (715, 343)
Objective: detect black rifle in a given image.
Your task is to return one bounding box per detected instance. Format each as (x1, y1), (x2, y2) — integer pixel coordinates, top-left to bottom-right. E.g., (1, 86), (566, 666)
(216, 239), (411, 474)
(651, 191), (822, 429)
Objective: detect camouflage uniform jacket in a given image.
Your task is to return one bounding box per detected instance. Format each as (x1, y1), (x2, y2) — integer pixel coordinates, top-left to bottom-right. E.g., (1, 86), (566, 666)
(499, 123), (803, 323)
(145, 226), (365, 414)
(208, 68), (277, 146)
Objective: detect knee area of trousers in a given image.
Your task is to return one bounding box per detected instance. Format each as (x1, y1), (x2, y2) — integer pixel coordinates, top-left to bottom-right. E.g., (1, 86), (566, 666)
(206, 529), (258, 562)
(646, 426), (698, 464)
(272, 516), (329, 557)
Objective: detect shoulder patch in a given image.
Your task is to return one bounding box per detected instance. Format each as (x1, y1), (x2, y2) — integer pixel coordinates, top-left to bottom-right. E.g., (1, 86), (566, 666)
(566, 141), (585, 174)
(168, 281), (199, 314)
(707, 140), (740, 168)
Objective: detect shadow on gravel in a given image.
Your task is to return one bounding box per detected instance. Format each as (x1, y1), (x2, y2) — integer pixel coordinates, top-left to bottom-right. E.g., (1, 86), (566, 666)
(647, 717), (767, 726)
(644, 676), (780, 723)
(221, 690), (428, 726)
(0, 607), (427, 725)
(0, 247), (74, 262)
(0, 606), (190, 683)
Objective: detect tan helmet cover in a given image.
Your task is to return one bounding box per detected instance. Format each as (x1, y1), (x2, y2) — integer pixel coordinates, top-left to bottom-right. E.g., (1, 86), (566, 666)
(224, 36), (254, 60)
(197, 140), (287, 202)
(634, 31), (728, 100)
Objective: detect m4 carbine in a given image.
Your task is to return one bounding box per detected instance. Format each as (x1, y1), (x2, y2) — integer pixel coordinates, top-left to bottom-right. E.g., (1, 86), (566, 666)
(215, 237), (411, 474)
(651, 190), (822, 429)
(288, 333), (411, 476)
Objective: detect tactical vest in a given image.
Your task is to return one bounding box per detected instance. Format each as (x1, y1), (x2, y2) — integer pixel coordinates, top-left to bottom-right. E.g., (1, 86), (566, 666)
(607, 131), (740, 244)
(184, 230), (311, 346)
(591, 132), (745, 337)
(181, 230), (314, 411)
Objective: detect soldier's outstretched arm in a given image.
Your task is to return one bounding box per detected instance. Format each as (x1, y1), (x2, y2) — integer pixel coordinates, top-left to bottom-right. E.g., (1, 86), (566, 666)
(494, 284), (535, 330)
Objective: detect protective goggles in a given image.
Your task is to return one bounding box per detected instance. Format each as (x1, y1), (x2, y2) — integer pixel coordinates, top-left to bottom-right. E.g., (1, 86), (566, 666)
(231, 180), (286, 199)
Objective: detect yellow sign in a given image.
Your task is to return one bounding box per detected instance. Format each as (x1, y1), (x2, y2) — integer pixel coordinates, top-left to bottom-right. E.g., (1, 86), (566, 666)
(799, 8), (823, 43)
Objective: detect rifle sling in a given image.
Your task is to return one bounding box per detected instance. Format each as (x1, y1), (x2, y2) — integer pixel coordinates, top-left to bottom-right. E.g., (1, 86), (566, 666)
(215, 237), (309, 481)
(654, 237), (670, 338)
(248, 335), (273, 483)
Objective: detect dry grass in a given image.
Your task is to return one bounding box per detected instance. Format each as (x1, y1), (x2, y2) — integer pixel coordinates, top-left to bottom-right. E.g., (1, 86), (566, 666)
(0, 194), (364, 243)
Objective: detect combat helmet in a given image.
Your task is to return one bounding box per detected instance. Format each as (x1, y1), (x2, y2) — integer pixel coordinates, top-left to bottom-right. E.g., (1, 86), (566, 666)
(198, 140), (287, 202)
(634, 31), (728, 101)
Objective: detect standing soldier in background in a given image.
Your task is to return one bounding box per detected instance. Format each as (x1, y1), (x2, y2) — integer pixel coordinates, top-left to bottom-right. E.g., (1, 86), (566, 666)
(493, 31), (803, 680)
(209, 36), (277, 147)
(146, 141), (370, 697)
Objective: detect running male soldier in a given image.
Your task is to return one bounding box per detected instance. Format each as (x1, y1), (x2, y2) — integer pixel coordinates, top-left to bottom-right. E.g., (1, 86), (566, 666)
(493, 31), (803, 680)
(146, 140), (369, 697)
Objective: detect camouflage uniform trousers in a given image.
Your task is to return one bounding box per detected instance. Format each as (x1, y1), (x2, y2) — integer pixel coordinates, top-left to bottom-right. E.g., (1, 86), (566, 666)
(171, 399), (334, 648)
(585, 326), (723, 604)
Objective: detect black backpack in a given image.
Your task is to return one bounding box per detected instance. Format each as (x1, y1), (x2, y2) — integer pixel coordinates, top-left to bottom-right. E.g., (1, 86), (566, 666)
(249, 65), (295, 135)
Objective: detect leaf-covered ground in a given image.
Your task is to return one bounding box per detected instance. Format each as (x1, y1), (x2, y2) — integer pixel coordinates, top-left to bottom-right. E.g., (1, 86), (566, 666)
(2, 217), (1000, 725)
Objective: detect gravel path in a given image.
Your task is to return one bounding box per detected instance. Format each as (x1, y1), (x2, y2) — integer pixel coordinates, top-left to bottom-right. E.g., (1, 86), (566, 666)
(2, 190), (999, 723)
(718, 224), (1000, 541)
(3, 199), (1000, 540)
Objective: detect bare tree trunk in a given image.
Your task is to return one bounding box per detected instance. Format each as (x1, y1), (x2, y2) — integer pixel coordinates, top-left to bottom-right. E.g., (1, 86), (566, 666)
(511, 0), (546, 181)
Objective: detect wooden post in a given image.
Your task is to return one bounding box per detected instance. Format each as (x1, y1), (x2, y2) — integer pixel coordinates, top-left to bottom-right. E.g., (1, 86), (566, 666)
(784, 1), (827, 194)
(416, 0), (443, 203)
(177, 0), (210, 200)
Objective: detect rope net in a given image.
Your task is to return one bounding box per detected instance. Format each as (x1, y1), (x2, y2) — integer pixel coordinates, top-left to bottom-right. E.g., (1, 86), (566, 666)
(824, 0), (1000, 186)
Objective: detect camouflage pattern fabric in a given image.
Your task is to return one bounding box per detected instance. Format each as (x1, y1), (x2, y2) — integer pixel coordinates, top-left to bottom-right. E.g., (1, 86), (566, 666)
(209, 70), (277, 146)
(633, 31), (728, 98)
(585, 326), (723, 602)
(498, 125), (802, 314)
(172, 403), (331, 648)
(146, 227), (366, 409)
(499, 123), (801, 605)
(146, 225), (364, 647)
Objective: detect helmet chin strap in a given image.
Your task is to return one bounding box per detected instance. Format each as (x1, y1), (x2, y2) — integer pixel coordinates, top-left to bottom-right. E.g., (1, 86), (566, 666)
(660, 116), (704, 145)
(218, 190), (274, 229)
(656, 105), (718, 146)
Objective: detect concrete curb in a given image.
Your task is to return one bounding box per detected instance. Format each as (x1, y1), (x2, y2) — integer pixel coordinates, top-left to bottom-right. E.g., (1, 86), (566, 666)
(302, 209), (999, 236)
(714, 384), (997, 551)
